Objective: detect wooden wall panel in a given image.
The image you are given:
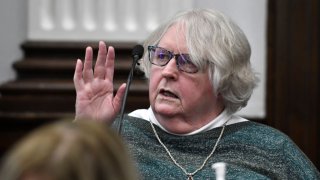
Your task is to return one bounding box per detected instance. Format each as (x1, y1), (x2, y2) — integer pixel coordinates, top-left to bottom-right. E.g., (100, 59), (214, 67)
(267, 0), (319, 169)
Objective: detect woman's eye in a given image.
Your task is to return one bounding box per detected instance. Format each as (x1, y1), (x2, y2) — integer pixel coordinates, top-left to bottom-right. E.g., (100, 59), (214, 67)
(157, 52), (168, 59)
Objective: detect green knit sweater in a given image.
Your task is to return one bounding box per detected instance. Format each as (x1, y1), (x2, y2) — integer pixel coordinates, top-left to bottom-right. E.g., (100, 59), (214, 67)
(115, 116), (320, 179)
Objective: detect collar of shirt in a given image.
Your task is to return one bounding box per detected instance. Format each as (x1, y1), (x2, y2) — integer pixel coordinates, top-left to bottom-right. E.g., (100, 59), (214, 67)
(128, 107), (247, 136)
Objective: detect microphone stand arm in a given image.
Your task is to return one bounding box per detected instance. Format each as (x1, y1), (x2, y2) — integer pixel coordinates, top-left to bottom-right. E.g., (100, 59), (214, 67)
(117, 55), (139, 134)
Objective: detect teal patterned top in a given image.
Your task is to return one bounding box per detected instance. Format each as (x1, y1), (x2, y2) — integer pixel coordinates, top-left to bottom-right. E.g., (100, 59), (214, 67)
(115, 116), (320, 179)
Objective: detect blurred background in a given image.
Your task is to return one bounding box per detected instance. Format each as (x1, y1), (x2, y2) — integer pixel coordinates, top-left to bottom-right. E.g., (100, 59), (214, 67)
(0, 0), (318, 170)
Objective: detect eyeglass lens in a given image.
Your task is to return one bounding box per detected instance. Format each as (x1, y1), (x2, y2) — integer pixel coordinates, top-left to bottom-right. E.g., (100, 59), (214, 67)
(148, 46), (198, 73)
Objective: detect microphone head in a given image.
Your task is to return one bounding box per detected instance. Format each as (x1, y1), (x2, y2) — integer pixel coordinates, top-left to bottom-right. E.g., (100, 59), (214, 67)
(131, 45), (144, 59)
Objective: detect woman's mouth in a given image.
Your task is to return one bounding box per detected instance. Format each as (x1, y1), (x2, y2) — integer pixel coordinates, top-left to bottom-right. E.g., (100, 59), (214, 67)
(159, 89), (179, 99)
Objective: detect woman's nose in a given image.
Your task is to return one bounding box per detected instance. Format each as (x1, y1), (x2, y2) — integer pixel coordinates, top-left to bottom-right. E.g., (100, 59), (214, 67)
(161, 57), (179, 79)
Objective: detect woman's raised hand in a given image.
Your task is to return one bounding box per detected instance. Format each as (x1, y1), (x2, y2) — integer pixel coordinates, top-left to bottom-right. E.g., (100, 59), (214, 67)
(73, 41), (126, 124)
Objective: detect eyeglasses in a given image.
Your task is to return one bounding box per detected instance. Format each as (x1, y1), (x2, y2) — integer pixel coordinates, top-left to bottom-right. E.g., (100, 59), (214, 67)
(147, 46), (198, 73)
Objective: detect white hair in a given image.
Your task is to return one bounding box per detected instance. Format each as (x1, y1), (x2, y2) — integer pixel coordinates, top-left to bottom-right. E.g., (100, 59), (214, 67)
(139, 8), (259, 114)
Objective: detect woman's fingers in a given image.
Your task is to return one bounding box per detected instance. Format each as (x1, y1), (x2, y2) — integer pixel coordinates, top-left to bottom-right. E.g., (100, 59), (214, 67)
(94, 41), (107, 79)
(83, 46), (94, 83)
(113, 83), (127, 113)
(74, 42), (116, 90)
(105, 46), (115, 82)
(73, 59), (84, 91)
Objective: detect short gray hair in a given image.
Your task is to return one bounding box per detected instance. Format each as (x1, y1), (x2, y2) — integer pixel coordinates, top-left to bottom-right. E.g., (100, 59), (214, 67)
(139, 8), (258, 114)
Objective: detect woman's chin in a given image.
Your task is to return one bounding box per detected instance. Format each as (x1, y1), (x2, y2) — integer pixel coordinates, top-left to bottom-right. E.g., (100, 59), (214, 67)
(154, 104), (180, 117)
(153, 104), (197, 134)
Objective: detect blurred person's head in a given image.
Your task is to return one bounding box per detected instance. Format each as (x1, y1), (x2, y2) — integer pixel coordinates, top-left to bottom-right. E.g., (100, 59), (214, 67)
(0, 120), (138, 180)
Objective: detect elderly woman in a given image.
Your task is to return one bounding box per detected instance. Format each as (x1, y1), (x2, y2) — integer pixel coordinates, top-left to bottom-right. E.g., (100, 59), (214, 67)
(73, 9), (320, 179)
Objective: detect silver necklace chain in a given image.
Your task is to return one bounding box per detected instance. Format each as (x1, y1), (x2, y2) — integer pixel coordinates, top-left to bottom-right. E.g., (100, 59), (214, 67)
(149, 120), (228, 180)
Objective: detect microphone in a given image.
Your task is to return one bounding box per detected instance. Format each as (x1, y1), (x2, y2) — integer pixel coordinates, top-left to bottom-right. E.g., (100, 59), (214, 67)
(117, 45), (144, 134)
(212, 162), (226, 180)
